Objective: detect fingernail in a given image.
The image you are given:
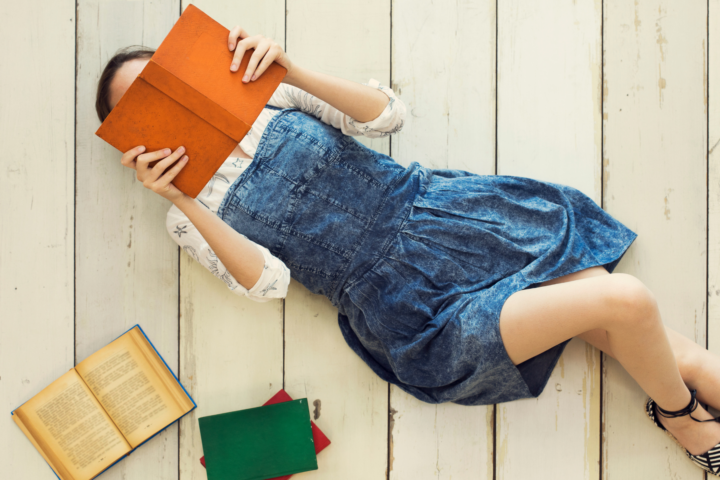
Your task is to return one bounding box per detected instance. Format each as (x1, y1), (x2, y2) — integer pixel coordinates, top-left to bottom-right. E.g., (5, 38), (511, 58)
(182, 155), (189, 161)
(229, 43), (234, 50)
(251, 74), (257, 81)
(164, 148), (171, 155)
(243, 74), (249, 82)
(231, 63), (238, 71)
(178, 146), (185, 153)
(138, 146), (145, 152)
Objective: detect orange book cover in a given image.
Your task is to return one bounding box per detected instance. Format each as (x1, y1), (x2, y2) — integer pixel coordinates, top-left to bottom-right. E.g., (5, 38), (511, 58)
(95, 4), (287, 198)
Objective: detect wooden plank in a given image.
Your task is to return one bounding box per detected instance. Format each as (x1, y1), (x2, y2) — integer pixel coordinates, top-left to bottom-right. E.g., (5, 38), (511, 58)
(75, 1), (180, 478)
(286, 0), (391, 156)
(283, 1), (390, 478)
(603, 1), (707, 478)
(388, 392), (495, 480)
(708, 0), (719, 359)
(177, 2), (286, 479)
(389, 0), (496, 478)
(284, 282), (389, 479)
(495, 1), (602, 478)
(178, 257), (284, 479)
(0, 1), (76, 478)
(391, 0), (496, 171)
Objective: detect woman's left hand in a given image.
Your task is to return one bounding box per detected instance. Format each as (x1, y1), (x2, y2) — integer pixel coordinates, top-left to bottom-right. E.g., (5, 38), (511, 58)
(227, 26), (295, 83)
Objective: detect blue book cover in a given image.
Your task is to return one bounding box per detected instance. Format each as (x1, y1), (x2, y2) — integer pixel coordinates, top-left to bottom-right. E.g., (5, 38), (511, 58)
(10, 324), (196, 480)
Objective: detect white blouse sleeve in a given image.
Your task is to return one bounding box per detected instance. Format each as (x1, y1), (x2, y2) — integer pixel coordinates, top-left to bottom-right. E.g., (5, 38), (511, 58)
(268, 79), (406, 138)
(166, 204), (291, 302)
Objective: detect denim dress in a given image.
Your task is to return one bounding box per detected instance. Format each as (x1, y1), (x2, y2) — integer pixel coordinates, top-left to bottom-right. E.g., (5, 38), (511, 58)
(217, 107), (638, 406)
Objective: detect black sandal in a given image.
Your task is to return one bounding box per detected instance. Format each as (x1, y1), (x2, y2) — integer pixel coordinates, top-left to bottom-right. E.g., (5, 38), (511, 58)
(645, 389), (720, 476)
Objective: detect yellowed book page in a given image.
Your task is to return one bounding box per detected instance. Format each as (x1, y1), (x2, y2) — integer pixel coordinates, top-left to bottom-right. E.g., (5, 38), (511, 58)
(125, 326), (195, 413)
(75, 327), (193, 448)
(12, 369), (131, 480)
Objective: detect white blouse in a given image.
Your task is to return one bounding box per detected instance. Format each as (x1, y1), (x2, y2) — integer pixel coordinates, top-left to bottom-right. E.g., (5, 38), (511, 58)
(166, 78), (406, 302)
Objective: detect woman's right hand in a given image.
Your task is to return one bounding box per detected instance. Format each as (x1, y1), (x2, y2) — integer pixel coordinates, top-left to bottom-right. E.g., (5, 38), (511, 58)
(121, 145), (189, 203)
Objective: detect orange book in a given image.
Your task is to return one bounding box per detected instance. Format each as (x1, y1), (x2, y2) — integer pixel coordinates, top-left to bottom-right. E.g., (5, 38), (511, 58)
(95, 4), (287, 198)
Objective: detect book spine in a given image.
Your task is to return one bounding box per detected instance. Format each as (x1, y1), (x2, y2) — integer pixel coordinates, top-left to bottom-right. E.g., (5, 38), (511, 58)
(140, 61), (250, 142)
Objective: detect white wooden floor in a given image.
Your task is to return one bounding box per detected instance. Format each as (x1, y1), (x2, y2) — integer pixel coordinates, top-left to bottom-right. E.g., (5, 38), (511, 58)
(1, 0), (718, 479)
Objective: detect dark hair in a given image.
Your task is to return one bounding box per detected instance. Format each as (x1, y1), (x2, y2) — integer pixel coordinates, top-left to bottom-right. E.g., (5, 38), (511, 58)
(95, 45), (155, 123)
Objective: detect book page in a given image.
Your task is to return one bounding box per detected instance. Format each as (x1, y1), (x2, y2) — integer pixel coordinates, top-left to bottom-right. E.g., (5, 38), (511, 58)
(12, 369), (131, 480)
(124, 326), (195, 415)
(75, 327), (194, 448)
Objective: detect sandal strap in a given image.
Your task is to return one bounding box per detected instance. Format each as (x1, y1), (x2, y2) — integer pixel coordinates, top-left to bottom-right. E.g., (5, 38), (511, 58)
(654, 389), (720, 423)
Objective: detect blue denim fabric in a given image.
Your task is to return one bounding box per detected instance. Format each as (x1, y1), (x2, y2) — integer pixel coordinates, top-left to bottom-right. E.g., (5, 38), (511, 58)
(217, 108), (638, 406)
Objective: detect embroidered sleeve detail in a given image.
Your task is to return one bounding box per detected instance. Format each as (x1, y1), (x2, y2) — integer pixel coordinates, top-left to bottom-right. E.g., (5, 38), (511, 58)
(345, 79), (406, 138)
(166, 204), (290, 302)
(246, 247), (291, 300)
(269, 79), (406, 138)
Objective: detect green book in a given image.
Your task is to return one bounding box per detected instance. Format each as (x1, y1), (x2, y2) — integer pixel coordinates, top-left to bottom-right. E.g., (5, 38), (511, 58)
(198, 398), (318, 480)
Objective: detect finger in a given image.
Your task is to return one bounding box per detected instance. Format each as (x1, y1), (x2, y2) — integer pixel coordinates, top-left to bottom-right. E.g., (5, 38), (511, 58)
(151, 146), (185, 177)
(137, 148), (171, 173)
(136, 148), (171, 183)
(244, 40), (270, 82)
(153, 155), (189, 191)
(228, 25), (249, 51)
(231, 36), (256, 72)
(251, 46), (281, 80)
(121, 145), (145, 169)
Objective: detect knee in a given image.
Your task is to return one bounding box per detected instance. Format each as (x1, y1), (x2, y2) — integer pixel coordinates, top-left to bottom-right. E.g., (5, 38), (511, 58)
(605, 273), (659, 326)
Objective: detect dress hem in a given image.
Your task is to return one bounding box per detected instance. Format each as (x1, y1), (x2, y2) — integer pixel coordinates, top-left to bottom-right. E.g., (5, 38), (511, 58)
(452, 226), (639, 406)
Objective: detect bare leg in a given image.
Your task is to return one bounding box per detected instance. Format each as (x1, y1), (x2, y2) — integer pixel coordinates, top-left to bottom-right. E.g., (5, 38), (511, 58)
(542, 266), (720, 411)
(498, 268), (720, 456)
(580, 328), (720, 410)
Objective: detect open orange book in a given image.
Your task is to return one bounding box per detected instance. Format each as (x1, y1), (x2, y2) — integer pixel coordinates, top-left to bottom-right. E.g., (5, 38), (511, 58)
(95, 4), (287, 198)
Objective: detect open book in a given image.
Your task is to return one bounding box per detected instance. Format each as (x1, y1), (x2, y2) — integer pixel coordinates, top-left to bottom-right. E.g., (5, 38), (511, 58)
(95, 4), (287, 198)
(11, 325), (196, 480)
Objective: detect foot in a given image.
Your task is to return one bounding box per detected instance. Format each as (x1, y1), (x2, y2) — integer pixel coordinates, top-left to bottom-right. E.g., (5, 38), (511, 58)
(656, 401), (720, 456)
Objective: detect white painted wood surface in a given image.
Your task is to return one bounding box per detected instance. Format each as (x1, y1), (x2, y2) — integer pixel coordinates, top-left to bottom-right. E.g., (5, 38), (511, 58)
(1, 1), (716, 479)
(391, 0), (496, 172)
(496, 1), (602, 478)
(0, 1), (75, 478)
(708, 0), (720, 360)
(603, 1), (708, 478)
(75, 1), (182, 479)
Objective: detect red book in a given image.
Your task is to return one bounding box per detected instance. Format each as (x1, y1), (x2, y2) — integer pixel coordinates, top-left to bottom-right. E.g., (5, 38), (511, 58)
(200, 389), (331, 478)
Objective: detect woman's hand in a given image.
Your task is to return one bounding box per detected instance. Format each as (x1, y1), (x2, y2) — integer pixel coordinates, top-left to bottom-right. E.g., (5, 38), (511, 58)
(227, 26), (296, 83)
(120, 145), (190, 203)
